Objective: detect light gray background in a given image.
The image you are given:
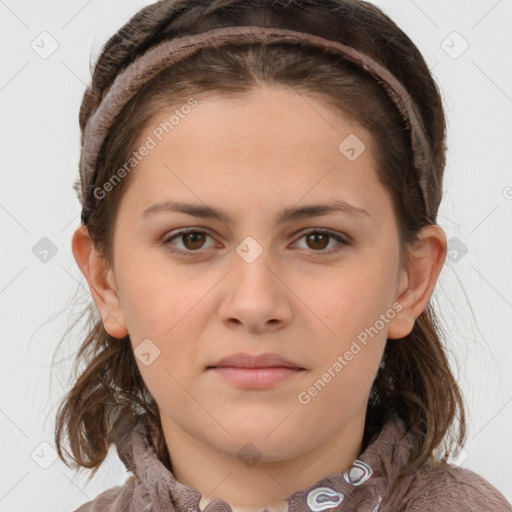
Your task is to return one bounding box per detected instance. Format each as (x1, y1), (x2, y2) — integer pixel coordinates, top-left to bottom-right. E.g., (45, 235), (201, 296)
(1, 1), (511, 510)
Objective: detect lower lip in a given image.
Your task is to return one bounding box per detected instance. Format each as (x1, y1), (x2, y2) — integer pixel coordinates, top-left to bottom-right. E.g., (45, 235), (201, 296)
(208, 366), (304, 389)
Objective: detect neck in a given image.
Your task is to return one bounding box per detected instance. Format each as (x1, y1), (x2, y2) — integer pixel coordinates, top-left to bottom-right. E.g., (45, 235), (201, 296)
(160, 410), (366, 511)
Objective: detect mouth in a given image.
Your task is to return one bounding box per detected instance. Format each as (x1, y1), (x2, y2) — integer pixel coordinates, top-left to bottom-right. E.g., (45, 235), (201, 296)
(207, 364), (304, 370)
(206, 352), (306, 389)
(207, 366), (305, 389)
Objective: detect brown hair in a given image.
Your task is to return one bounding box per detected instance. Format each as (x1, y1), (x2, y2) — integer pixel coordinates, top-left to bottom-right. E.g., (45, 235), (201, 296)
(55, 0), (466, 482)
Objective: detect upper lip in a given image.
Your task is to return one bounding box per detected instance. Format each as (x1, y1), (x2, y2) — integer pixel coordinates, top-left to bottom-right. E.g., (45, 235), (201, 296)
(208, 352), (304, 369)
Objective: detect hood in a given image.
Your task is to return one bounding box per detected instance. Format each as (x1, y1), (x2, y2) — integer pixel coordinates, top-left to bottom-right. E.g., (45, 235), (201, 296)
(114, 413), (415, 512)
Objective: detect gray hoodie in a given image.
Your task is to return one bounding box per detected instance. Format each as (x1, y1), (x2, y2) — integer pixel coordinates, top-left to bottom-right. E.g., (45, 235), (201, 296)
(74, 414), (511, 512)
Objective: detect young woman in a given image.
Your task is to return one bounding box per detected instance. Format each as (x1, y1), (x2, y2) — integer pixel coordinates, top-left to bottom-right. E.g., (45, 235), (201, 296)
(55, 1), (512, 511)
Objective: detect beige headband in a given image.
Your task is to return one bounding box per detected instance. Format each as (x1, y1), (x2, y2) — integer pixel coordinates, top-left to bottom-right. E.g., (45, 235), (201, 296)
(77, 25), (437, 222)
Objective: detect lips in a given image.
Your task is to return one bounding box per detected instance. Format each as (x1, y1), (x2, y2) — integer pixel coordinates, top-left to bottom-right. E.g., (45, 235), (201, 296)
(207, 352), (305, 389)
(207, 352), (304, 370)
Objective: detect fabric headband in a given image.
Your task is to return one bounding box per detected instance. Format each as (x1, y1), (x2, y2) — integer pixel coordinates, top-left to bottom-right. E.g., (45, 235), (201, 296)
(77, 25), (437, 223)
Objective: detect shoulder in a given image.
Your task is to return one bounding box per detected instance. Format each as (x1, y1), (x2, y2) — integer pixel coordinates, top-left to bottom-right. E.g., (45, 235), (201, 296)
(396, 463), (512, 512)
(73, 475), (147, 512)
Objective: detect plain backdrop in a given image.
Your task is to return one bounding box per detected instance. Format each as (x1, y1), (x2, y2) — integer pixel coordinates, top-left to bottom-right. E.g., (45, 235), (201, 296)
(0, 1), (511, 510)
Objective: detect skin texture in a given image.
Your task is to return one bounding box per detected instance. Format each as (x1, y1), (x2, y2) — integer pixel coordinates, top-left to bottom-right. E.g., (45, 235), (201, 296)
(73, 85), (447, 512)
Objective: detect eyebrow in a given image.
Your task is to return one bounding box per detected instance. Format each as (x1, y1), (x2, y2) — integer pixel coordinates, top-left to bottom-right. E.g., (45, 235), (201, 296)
(141, 198), (370, 225)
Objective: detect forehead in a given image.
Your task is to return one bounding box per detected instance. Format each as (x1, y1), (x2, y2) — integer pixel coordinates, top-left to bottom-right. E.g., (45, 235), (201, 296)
(118, 85), (393, 226)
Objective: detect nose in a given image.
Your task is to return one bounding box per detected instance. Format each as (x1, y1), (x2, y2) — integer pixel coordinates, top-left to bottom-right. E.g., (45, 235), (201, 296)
(218, 241), (293, 334)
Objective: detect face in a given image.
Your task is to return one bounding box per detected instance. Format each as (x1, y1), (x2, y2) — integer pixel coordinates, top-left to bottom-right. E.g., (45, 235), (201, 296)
(105, 85), (409, 462)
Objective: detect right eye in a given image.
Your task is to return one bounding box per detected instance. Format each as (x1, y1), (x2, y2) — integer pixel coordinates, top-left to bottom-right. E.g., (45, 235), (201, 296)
(163, 229), (218, 256)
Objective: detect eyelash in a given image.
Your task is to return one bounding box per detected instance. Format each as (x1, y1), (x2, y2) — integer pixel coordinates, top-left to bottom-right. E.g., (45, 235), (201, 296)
(162, 228), (349, 257)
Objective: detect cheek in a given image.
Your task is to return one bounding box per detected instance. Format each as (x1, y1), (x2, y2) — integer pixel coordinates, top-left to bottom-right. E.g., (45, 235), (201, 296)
(297, 285), (388, 421)
(305, 260), (397, 340)
(296, 258), (394, 397)
(115, 258), (217, 386)
(122, 281), (203, 358)
(114, 242), (197, 337)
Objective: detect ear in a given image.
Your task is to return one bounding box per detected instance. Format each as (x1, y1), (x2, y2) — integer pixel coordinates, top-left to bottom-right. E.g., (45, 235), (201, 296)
(387, 224), (447, 339)
(71, 225), (129, 339)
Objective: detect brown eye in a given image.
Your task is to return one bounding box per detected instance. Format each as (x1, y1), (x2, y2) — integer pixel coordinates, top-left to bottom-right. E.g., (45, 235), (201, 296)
(181, 232), (207, 250)
(163, 229), (215, 255)
(305, 233), (330, 250)
(295, 229), (349, 254)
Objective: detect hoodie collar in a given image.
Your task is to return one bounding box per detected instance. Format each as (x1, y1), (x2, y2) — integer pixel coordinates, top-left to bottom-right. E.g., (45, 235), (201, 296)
(117, 414), (414, 512)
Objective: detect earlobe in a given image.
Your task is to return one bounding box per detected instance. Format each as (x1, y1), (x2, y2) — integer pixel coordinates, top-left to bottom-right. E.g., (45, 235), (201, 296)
(71, 225), (129, 339)
(387, 224), (447, 340)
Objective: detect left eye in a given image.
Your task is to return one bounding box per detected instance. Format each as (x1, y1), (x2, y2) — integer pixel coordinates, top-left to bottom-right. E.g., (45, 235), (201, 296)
(163, 229), (348, 255)
(295, 230), (348, 253)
